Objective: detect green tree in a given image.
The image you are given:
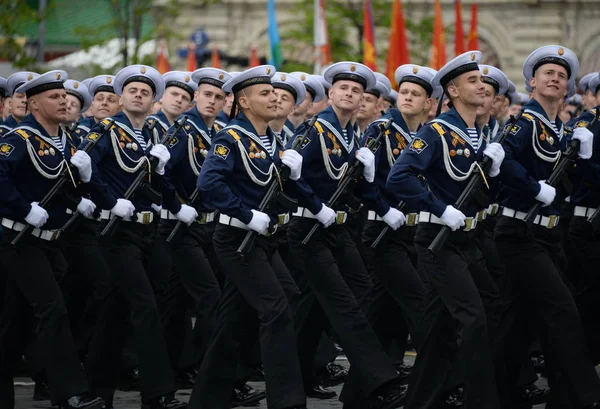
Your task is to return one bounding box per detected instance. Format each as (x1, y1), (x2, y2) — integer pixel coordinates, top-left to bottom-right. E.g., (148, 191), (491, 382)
(0, 0), (41, 68)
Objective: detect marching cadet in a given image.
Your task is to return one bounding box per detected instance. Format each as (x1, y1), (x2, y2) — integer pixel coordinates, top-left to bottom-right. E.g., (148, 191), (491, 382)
(493, 45), (600, 409)
(579, 72), (599, 111)
(146, 71), (196, 141)
(374, 72), (393, 114)
(387, 51), (506, 409)
(382, 88), (398, 113)
(270, 72), (307, 147)
(355, 80), (389, 135)
(215, 75), (236, 128)
(306, 75), (331, 118)
(567, 71), (600, 366)
(0, 70), (104, 409)
(0, 71), (37, 136)
(287, 61), (407, 409)
(188, 65), (307, 409)
(81, 65), (187, 409)
(361, 63), (435, 373)
(63, 79), (92, 129)
(289, 72), (325, 129)
(477, 65), (509, 141)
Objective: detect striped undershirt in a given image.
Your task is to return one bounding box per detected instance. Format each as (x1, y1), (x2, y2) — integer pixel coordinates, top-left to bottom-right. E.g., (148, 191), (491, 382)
(259, 135), (273, 155)
(342, 129), (349, 145)
(50, 136), (63, 152)
(549, 120), (560, 136)
(133, 128), (147, 151)
(466, 128), (479, 151)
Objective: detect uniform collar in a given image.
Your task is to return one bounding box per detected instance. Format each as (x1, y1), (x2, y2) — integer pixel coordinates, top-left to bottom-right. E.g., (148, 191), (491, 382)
(149, 110), (171, 130)
(18, 113), (68, 152)
(3, 115), (18, 129)
(438, 107), (481, 134)
(318, 106), (355, 145)
(228, 112), (277, 155)
(185, 106), (210, 134)
(284, 119), (296, 133)
(524, 98), (563, 129)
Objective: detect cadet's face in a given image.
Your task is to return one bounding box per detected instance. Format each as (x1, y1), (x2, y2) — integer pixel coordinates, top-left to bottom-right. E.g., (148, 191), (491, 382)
(291, 92), (312, 117)
(161, 86), (191, 119)
(449, 71), (486, 107)
(357, 92), (379, 121)
(30, 89), (68, 124)
(490, 94), (506, 117)
(3, 97), (10, 119)
(121, 82), (154, 115)
(381, 99), (393, 113)
(331, 80), (363, 113)
(223, 92), (234, 114)
(507, 104), (522, 117)
(239, 84), (278, 122)
(195, 83), (226, 121)
(307, 96), (329, 117)
(476, 84), (496, 116)
(92, 91), (120, 120)
(398, 82), (430, 117)
(65, 94), (82, 123)
(11, 92), (28, 120)
(531, 64), (568, 101)
(587, 90), (598, 110)
(273, 88), (295, 120)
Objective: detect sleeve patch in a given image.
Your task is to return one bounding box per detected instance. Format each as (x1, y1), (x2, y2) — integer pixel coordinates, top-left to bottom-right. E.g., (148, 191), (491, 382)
(300, 136), (311, 149)
(0, 143), (15, 156)
(509, 124), (521, 135)
(87, 132), (100, 141)
(575, 121), (589, 128)
(214, 144), (230, 160)
(409, 137), (428, 154)
(168, 137), (178, 148)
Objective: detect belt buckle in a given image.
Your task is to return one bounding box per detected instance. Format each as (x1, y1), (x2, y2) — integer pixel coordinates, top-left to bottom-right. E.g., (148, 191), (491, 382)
(336, 211), (347, 225)
(463, 217), (476, 231)
(278, 213), (289, 226)
(547, 215), (559, 229)
(489, 204), (499, 216)
(50, 230), (60, 241)
(476, 210), (486, 222)
(197, 213), (207, 224)
(406, 213), (418, 226)
(141, 211), (152, 225)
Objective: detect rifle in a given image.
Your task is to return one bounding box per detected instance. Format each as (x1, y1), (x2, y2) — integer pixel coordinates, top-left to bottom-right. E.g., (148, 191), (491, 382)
(11, 119), (115, 245)
(370, 201), (406, 249)
(301, 119), (392, 245)
(428, 111), (523, 254)
(234, 116), (318, 256)
(68, 120), (80, 134)
(523, 113), (598, 226)
(99, 116), (187, 237)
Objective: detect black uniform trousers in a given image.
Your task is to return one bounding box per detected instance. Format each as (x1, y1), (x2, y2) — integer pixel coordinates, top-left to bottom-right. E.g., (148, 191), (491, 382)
(0, 230), (88, 406)
(287, 217), (398, 403)
(87, 221), (176, 402)
(189, 225), (305, 409)
(362, 221), (425, 356)
(407, 223), (499, 409)
(568, 216), (600, 365)
(494, 216), (600, 408)
(150, 220), (222, 372)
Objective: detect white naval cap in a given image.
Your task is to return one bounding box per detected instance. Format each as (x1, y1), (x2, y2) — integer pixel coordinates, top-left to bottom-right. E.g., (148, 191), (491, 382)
(290, 72), (326, 103)
(191, 68), (232, 91)
(587, 73), (600, 96)
(314, 75), (332, 92)
(7, 71), (39, 96)
(323, 61), (377, 91)
(384, 89), (398, 105)
(374, 72), (392, 95)
(567, 78), (577, 98)
(222, 65), (276, 94)
(0, 77), (6, 98)
(64, 79), (92, 113)
(479, 65), (509, 95)
(163, 71), (198, 99)
(88, 75), (116, 96)
(366, 81), (390, 98)
(395, 64), (436, 96)
(517, 92), (530, 105)
(114, 65), (165, 102)
(566, 93), (582, 105)
(432, 50), (482, 91)
(522, 45), (579, 83)
(578, 72), (597, 93)
(272, 72), (306, 106)
(82, 78), (93, 88)
(15, 70), (67, 98)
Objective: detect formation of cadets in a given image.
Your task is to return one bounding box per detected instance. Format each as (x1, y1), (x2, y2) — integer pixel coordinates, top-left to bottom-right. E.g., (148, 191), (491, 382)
(0, 42), (599, 409)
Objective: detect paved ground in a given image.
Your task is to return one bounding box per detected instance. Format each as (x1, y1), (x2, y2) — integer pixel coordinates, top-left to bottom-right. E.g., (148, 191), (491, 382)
(14, 352), (583, 409)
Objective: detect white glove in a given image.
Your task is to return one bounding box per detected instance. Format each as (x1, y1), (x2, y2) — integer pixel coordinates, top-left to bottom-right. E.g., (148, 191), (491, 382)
(281, 150), (303, 181)
(175, 204), (198, 226)
(356, 147), (375, 183)
(440, 205), (466, 231)
(149, 144), (171, 175)
(483, 142), (505, 177)
(315, 204), (336, 228)
(110, 198), (135, 218)
(76, 198), (96, 218)
(151, 203), (162, 213)
(382, 208), (406, 230)
(573, 127), (594, 159)
(25, 202), (49, 228)
(535, 180), (556, 207)
(70, 150), (92, 183)
(247, 209), (270, 234)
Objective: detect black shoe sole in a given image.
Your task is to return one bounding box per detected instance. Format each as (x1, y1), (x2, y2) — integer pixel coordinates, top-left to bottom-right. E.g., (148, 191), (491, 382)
(231, 393), (266, 408)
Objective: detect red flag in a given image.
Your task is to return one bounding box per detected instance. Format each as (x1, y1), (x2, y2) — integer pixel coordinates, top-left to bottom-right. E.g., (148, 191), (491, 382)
(249, 46), (260, 68)
(156, 39), (171, 74)
(314, 0), (332, 73)
(467, 3), (478, 50)
(430, 0), (447, 70)
(362, 0), (377, 71)
(454, 0), (465, 56)
(186, 41), (196, 72)
(385, 0), (410, 88)
(211, 45), (221, 69)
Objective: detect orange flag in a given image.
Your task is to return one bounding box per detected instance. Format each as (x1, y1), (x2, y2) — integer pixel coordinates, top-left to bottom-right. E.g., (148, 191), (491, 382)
(211, 45), (221, 69)
(385, 0), (410, 88)
(467, 3), (478, 50)
(314, 0), (332, 73)
(156, 39), (171, 74)
(362, 0), (377, 71)
(454, 0), (465, 56)
(187, 42), (197, 72)
(249, 46), (260, 68)
(430, 0), (447, 70)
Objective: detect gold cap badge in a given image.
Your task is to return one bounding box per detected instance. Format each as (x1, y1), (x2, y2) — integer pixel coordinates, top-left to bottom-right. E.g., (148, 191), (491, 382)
(558, 47), (565, 56)
(412, 66), (419, 74)
(482, 67), (489, 75)
(266, 67), (272, 75)
(27, 74), (33, 81)
(55, 72), (62, 80)
(74, 82), (79, 89)
(350, 64), (356, 72)
(470, 53), (476, 61)
(106, 77), (112, 84)
(140, 67), (147, 74)
(281, 74), (286, 81)
(218, 73), (224, 80)
(184, 75), (190, 82)
(301, 74), (306, 81)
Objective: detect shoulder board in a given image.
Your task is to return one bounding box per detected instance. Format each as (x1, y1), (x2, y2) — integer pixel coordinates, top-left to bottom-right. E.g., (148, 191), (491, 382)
(431, 122), (446, 136)
(15, 128), (31, 140)
(227, 129), (241, 141)
(574, 120), (589, 128)
(214, 123), (222, 132)
(521, 113), (535, 122)
(314, 121), (325, 134)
